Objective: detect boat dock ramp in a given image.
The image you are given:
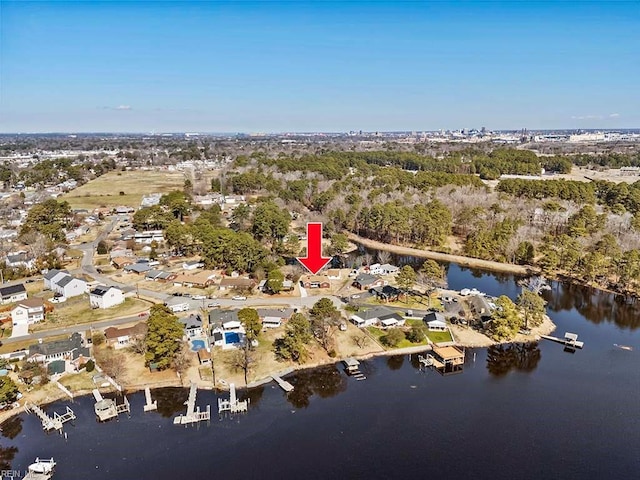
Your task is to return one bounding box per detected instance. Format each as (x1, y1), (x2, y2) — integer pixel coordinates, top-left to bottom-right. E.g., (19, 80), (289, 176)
(143, 387), (157, 412)
(25, 404), (76, 433)
(218, 383), (249, 415)
(93, 389), (130, 422)
(343, 358), (366, 380)
(173, 383), (211, 426)
(272, 374), (294, 392)
(540, 332), (584, 350)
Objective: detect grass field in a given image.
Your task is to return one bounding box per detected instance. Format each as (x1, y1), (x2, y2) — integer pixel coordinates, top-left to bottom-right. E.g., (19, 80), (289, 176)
(31, 297), (149, 332)
(62, 170), (186, 210)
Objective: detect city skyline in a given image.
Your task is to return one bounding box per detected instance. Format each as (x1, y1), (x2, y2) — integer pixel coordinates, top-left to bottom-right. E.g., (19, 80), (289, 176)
(1, 1), (639, 133)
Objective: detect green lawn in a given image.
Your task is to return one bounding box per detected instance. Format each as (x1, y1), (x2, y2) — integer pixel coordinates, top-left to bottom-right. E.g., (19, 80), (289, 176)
(426, 330), (453, 343)
(366, 325), (429, 349)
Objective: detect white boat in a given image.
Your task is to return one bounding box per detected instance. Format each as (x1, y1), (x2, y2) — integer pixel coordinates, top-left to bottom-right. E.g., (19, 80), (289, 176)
(25, 457), (56, 479)
(614, 344), (633, 351)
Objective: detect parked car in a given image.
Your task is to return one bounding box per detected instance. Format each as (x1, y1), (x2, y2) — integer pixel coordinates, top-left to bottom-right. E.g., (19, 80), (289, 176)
(191, 295), (206, 300)
(232, 296), (247, 301)
(207, 302), (220, 308)
(138, 312), (148, 317)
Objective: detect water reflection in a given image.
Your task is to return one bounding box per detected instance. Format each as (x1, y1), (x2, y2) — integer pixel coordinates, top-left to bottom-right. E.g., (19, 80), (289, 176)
(545, 282), (640, 330)
(286, 365), (347, 409)
(239, 386), (264, 408)
(0, 445), (17, 471)
(386, 355), (405, 371)
(486, 343), (542, 377)
(0, 416), (22, 440)
(152, 387), (189, 418)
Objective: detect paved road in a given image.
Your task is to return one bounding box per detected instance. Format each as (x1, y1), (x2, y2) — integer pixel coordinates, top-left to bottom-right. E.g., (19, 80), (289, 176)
(2, 313), (150, 347)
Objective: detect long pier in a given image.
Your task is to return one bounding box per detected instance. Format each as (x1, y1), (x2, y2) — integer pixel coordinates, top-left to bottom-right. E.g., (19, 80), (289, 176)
(173, 383), (211, 425)
(540, 332), (584, 349)
(272, 374), (294, 392)
(25, 403), (75, 433)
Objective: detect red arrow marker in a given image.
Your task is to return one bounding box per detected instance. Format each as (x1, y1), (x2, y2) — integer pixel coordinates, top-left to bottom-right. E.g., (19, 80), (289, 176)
(297, 222), (332, 274)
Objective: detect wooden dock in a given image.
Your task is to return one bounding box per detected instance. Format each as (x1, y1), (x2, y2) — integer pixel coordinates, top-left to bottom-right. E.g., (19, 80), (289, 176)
(93, 389), (130, 421)
(25, 404), (75, 433)
(272, 374), (294, 392)
(143, 387), (157, 412)
(218, 383), (249, 414)
(342, 358), (366, 380)
(540, 332), (584, 349)
(173, 383), (211, 425)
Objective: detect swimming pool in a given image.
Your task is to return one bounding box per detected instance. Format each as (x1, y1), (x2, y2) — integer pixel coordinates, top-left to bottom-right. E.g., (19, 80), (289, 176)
(191, 339), (206, 351)
(224, 332), (240, 344)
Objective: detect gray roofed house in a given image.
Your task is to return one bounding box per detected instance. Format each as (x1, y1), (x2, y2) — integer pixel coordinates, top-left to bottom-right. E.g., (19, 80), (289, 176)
(350, 306), (404, 328)
(0, 283), (27, 304)
(424, 312), (447, 331)
(43, 268), (65, 281)
(256, 308), (295, 321)
(180, 314), (203, 338)
(468, 295), (493, 323)
(124, 262), (153, 274)
(208, 309), (239, 330)
(56, 275), (74, 287)
(353, 273), (386, 290)
(28, 332), (90, 364)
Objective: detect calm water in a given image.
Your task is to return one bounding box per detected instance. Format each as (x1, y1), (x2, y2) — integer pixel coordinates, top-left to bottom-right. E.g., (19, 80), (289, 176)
(2, 265), (639, 479)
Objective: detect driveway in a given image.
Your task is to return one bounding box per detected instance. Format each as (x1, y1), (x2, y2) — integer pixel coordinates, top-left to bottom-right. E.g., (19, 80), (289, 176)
(10, 323), (29, 338)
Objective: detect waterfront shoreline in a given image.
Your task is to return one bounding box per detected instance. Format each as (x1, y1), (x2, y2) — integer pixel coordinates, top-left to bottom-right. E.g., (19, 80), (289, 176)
(0, 314), (556, 426)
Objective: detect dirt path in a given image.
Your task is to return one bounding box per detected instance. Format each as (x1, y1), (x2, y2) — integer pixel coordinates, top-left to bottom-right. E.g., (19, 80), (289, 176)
(348, 233), (537, 275)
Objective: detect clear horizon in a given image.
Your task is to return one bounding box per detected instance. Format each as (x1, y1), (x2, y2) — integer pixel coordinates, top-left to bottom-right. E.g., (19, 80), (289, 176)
(1, 1), (639, 133)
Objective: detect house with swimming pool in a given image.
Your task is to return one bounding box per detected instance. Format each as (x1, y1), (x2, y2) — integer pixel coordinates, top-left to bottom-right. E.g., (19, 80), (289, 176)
(208, 309), (246, 349)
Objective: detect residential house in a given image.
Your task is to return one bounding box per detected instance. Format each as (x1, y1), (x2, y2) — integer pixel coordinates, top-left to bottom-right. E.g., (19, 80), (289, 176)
(208, 310), (245, 347)
(51, 273), (88, 298)
(379, 264), (400, 275)
(172, 270), (217, 288)
(5, 251), (35, 270)
(89, 285), (125, 309)
(104, 323), (147, 349)
(124, 262), (153, 274)
(257, 279), (294, 292)
(367, 263), (383, 275)
(145, 270), (175, 282)
(300, 275), (330, 289)
(111, 256), (136, 269)
(180, 314), (203, 338)
(325, 269), (342, 280)
(350, 306), (405, 329)
(218, 277), (255, 291)
(370, 285), (402, 302)
(134, 230), (165, 244)
(28, 332), (91, 370)
(424, 312), (447, 331)
(352, 273), (387, 290)
(11, 298), (45, 326)
(44, 270), (88, 298)
(0, 283), (27, 305)
(256, 308), (295, 329)
(468, 295), (493, 324)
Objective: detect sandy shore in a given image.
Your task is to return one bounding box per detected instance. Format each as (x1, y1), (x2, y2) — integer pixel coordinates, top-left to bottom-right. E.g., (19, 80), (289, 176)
(348, 233), (536, 275)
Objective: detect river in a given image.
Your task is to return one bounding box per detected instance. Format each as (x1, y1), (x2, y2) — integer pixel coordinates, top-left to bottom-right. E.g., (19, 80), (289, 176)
(1, 265), (639, 479)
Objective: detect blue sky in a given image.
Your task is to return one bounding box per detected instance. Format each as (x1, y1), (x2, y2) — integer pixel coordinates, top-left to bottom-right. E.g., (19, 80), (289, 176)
(1, 1), (638, 133)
